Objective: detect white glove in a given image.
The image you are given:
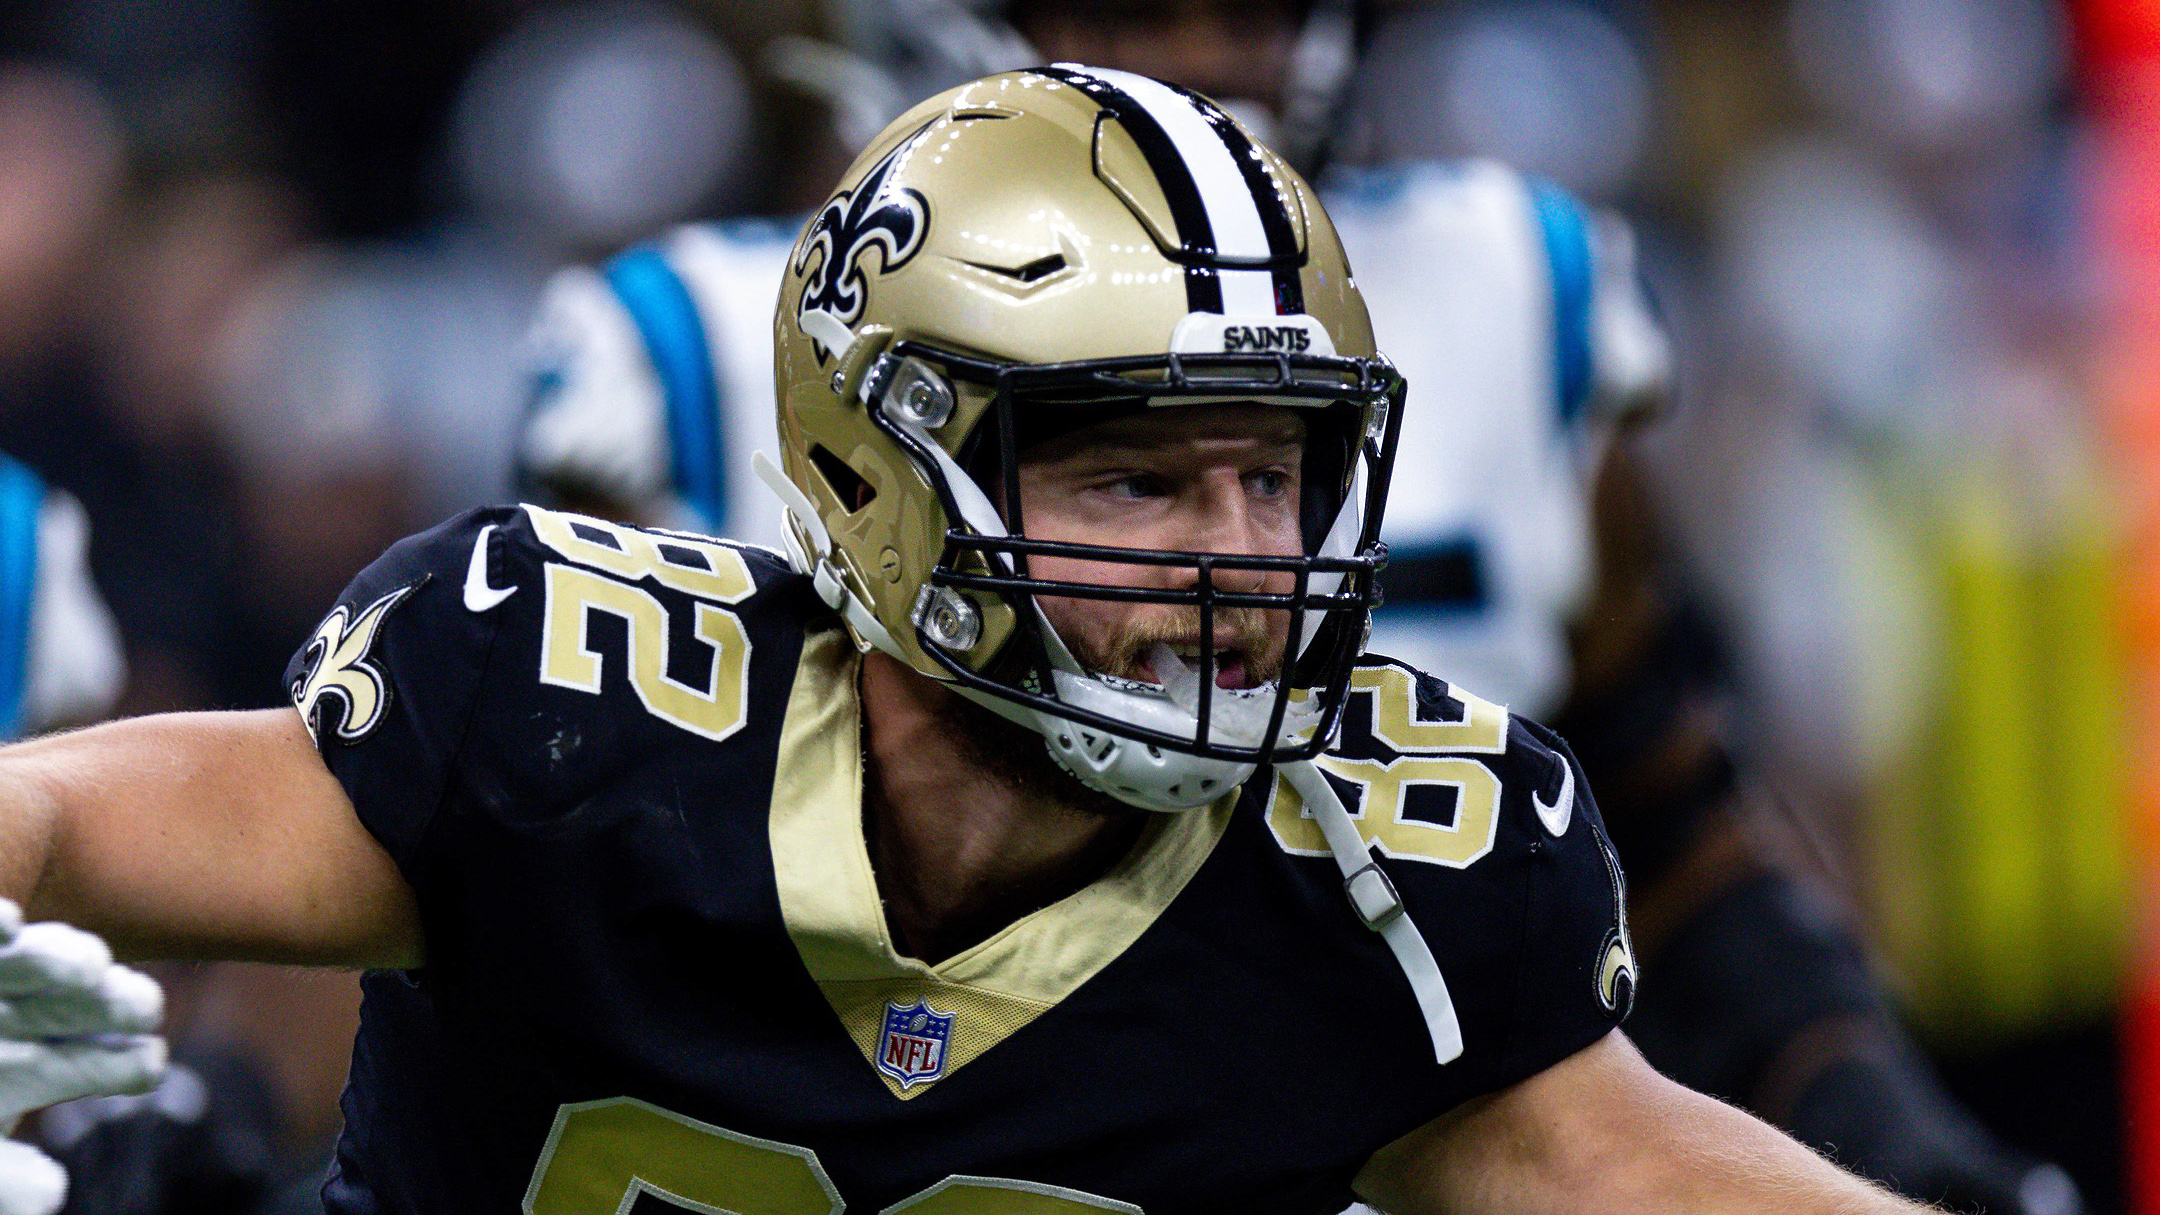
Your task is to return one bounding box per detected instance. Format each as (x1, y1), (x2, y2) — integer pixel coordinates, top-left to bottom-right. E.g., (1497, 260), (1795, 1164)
(0, 1143), (58, 1215)
(0, 900), (165, 1215)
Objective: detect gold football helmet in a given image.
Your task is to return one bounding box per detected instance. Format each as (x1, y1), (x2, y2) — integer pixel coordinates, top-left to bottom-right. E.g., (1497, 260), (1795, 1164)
(758, 65), (1404, 813)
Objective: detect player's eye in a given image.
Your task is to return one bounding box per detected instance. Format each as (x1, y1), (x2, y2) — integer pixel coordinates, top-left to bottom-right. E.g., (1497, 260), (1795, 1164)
(1246, 469), (1292, 498)
(1099, 473), (1169, 499)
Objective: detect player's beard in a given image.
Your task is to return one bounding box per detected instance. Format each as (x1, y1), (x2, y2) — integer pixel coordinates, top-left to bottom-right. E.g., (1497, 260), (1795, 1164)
(940, 605), (1288, 820)
(1070, 605), (1285, 690)
(937, 692), (1140, 821)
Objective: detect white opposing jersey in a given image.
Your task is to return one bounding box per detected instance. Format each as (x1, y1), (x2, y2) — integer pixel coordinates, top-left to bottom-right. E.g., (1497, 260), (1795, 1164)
(1326, 160), (1666, 715)
(513, 161), (1666, 716)
(519, 217), (798, 554)
(0, 457), (124, 738)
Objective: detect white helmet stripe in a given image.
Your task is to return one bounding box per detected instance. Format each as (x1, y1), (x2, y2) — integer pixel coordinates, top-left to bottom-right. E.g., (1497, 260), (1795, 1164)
(1051, 65), (1287, 316)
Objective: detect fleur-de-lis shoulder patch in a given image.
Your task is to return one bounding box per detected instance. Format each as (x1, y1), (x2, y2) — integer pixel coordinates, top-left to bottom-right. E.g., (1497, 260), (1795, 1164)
(291, 579), (423, 744)
(1593, 827), (1637, 1019)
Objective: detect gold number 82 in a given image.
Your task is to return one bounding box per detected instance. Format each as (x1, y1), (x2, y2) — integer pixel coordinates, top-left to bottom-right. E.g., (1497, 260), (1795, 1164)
(524, 1098), (1143, 1214)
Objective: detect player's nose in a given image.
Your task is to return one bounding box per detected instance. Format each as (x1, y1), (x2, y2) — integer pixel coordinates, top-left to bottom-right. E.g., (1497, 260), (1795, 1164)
(1160, 475), (1287, 593)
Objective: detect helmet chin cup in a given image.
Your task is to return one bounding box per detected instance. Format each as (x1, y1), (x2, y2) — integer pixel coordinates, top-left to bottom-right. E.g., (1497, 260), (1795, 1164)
(1036, 718), (1253, 813)
(1034, 666), (1310, 812)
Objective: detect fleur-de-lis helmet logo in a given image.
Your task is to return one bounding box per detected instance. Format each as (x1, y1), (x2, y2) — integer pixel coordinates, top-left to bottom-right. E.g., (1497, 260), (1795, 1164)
(794, 129), (931, 358)
(291, 582), (418, 744)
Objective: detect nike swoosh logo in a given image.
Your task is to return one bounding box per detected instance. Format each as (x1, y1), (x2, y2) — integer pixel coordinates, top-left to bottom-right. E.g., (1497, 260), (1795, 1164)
(463, 524), (516, 612)
(1532, 756), (1574, 837)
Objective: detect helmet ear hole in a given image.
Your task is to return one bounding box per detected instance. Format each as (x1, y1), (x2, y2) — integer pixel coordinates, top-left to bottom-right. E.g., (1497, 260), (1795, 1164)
(808, 444), (877, 513)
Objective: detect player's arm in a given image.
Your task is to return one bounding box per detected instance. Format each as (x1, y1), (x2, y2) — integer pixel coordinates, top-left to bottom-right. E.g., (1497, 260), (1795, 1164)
(1354, 1029), (1926, 1215)
(0, 707), (421, 969)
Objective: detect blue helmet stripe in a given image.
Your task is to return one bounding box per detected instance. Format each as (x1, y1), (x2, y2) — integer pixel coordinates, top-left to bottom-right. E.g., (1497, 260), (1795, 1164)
(605, 246), (726, 531)
(1529, 183), (1594, 425)
(0, 457), (44, 739)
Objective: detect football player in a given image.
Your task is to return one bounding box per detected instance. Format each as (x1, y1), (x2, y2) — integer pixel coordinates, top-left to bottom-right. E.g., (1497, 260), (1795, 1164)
(0, 455), (124, 743)
(0, 73), (1922, 1213)
(516, 5), (2073, 1213)
(0, 453), (165, 1215)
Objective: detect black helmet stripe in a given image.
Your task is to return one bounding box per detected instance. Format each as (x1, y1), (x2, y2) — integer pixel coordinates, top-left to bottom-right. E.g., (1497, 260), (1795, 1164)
(1188, 94), (1306, 314)
(1036, 65), (1223, 313)
(1039, 65), (1303, 316)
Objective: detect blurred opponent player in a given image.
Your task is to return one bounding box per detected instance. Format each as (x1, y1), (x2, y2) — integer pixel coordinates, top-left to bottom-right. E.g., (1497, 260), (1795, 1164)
(514, 3), (2078, 1211)
(0, 453), (165, 1215)
(0, 455), (123, 742)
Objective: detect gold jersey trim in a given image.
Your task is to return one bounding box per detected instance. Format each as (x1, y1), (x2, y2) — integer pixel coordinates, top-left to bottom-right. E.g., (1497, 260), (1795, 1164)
(770, 625), (1235, 1098)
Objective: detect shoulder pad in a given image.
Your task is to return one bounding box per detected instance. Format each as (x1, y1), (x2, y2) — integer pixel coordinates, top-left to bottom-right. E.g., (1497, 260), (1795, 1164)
(1258, 653), (1636, 1076)
(290, 505), (814, 872)
(1265, 656), (1530, 871)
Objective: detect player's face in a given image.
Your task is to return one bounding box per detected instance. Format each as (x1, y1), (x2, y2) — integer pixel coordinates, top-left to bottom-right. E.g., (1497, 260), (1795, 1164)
(1009, 0), (1303, 114)
(1014, 403), (1306, 691)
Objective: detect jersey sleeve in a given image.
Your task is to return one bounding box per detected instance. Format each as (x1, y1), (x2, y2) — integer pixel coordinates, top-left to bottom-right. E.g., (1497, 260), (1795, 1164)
(282, 508), (512, 878)
(1493, 711), (1635, 1079)
(1303, 659), (1633, 1099)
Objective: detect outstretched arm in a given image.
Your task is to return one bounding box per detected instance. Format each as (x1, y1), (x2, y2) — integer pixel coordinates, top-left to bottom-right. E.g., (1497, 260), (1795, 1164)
(0, 708), (421, 968)
(1356, 1030), (1926, 1215)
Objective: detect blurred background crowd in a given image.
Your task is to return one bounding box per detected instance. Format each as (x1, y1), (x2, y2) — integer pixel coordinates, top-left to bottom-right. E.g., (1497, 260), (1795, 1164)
(0, 0), (2148, 1211)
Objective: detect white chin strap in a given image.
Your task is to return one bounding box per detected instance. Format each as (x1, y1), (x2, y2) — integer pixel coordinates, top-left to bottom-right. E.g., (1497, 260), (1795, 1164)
(1283, 761), (1465, 1065)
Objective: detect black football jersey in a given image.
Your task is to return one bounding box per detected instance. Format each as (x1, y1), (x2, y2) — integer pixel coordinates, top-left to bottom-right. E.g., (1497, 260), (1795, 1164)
(284, 505), (1633, 1215)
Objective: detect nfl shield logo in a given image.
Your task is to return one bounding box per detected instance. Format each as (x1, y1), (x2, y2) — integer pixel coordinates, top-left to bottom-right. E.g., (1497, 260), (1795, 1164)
(876, 999), (955, 1090)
